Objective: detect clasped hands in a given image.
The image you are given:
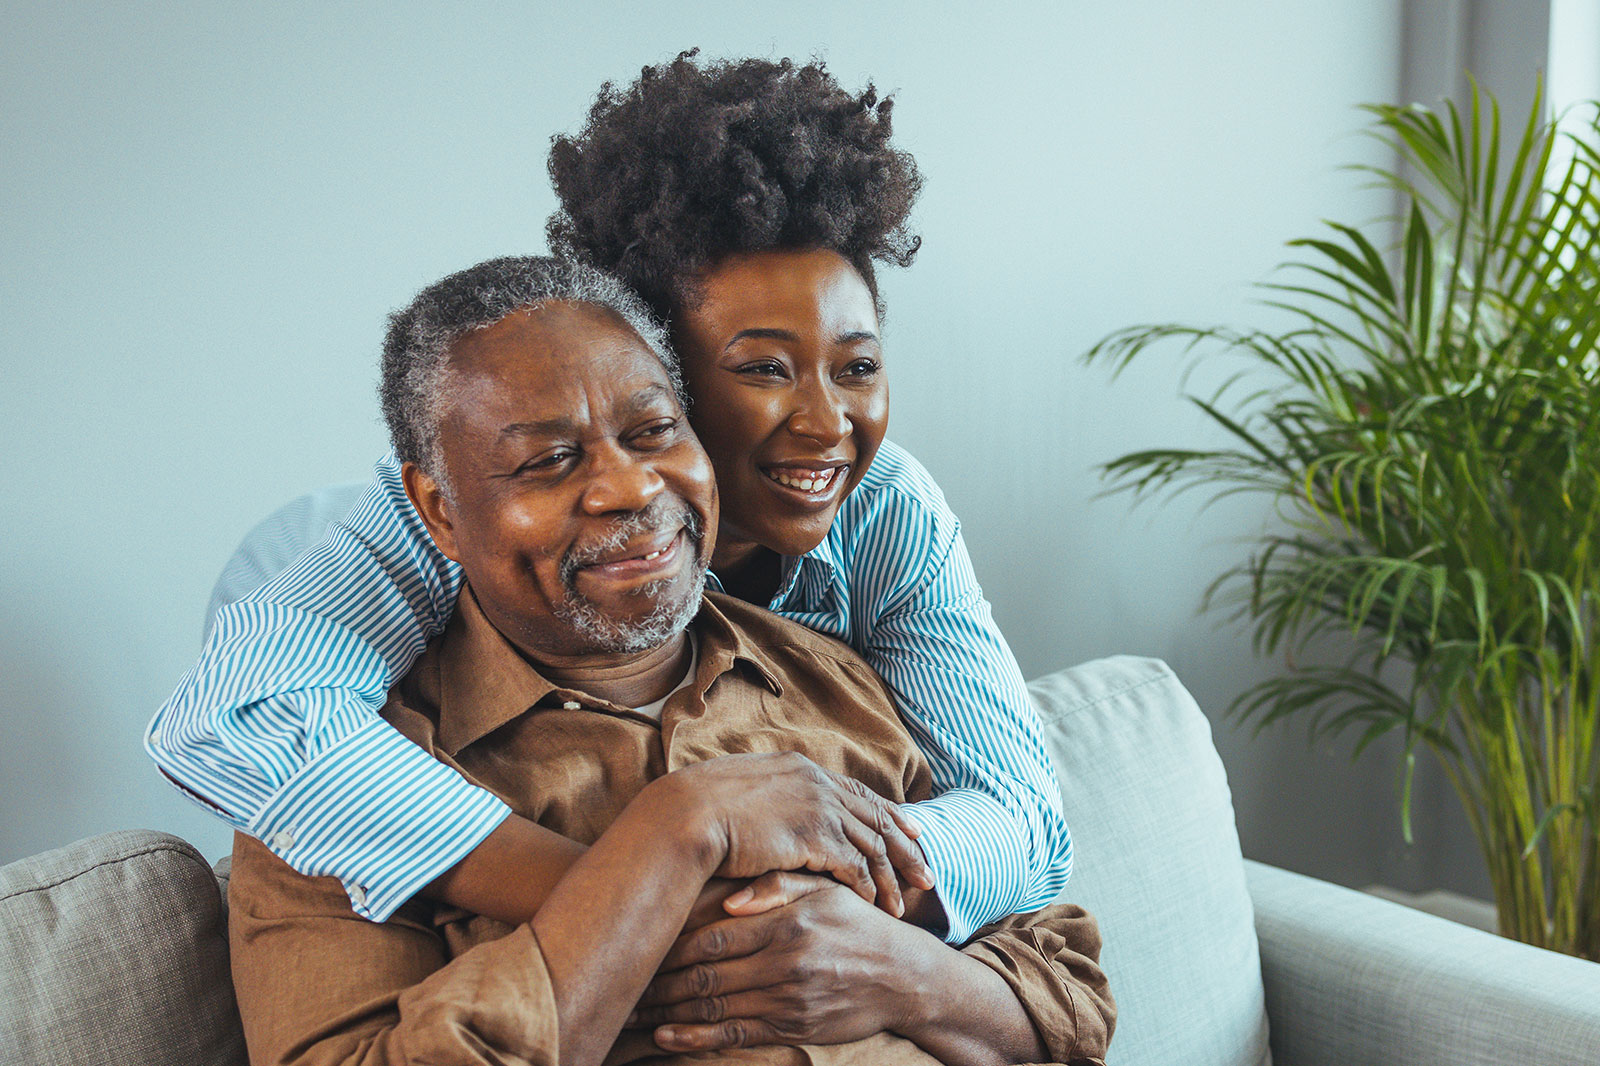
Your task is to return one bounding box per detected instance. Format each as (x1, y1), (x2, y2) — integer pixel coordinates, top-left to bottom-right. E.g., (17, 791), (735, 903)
(626, 752), (946, 1054)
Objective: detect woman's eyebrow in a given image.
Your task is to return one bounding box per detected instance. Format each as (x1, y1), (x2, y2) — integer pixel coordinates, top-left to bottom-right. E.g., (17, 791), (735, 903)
(724, 327), (881, 348)
(724, 327), (797, 349)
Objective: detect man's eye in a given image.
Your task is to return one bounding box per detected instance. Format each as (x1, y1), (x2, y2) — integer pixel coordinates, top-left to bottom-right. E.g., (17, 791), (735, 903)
(518, 451), (573, 474)
(633, 420), (679, 445)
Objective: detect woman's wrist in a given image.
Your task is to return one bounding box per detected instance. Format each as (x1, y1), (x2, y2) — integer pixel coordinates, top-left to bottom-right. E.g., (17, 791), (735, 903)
(634, 774), (726, 877)
(422, 814), (586, 925)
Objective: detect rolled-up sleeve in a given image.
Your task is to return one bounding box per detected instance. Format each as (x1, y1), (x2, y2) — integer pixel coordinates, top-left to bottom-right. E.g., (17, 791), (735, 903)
(961, 904), (1116, 1066)
(229, 834), (561, 1066)
(145, 454), (509, 920)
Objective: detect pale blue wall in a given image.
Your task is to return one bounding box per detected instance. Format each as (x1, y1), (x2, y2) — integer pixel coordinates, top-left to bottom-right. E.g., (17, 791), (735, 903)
(6, 1), (1492, 895)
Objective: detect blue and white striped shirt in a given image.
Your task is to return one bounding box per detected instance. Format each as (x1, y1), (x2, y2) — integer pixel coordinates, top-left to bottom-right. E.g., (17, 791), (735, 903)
(146, 439), (1071, 942)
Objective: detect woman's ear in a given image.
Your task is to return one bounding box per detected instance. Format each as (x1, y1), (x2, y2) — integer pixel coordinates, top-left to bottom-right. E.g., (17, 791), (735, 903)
(401, 461), (464, 563)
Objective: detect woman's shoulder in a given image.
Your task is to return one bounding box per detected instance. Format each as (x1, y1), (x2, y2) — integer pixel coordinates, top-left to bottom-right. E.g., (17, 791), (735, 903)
(849, 439), (953, 517)
(829, 440), (961, 577)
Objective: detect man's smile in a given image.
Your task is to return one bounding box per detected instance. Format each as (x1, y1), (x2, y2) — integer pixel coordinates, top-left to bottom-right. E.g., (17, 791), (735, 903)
(574, 528), (688, 582)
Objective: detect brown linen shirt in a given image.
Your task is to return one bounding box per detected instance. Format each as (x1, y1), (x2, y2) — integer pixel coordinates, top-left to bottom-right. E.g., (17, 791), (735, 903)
(229, 589), (1114, 1066)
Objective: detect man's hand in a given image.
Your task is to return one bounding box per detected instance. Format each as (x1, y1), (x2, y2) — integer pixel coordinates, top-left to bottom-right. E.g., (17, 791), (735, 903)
(683, 871), (832, 939)
(668, 752), (933, 916)
(627, 876), (935, 1052)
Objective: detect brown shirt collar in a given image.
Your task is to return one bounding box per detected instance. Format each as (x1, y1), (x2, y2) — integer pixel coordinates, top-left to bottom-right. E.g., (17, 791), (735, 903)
(433, 587), (785, 757)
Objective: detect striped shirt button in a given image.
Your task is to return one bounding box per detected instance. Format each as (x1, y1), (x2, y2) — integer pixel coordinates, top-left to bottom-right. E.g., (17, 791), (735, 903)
(270, 829), (295, 852)
(345, 882), (367, 908)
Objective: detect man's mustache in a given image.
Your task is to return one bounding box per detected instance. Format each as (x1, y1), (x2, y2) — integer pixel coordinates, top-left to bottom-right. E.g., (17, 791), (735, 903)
(558, 498), (705, 589)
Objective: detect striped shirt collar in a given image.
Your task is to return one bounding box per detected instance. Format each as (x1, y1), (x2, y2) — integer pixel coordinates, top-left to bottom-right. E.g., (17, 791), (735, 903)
(707, 537), (843, 614)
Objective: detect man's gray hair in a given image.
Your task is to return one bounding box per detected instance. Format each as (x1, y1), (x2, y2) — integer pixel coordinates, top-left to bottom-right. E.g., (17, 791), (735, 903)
(380, 255), (682, 488)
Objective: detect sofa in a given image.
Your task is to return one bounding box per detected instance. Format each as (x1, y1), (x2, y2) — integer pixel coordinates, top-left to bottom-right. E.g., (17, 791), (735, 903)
(5, 491), (1600, 1065)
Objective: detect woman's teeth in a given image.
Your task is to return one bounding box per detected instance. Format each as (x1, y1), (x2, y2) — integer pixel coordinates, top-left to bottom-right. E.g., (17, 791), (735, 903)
(768, 468), (839, 493)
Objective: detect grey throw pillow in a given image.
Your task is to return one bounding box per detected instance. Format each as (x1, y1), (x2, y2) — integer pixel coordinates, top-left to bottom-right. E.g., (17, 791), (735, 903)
(0, 829), (247, 1066)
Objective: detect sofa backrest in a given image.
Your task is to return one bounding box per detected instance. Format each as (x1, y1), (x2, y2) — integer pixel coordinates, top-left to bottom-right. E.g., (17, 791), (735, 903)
(0, 829), (247, 1066)
(1030, 655), (1272, 1066)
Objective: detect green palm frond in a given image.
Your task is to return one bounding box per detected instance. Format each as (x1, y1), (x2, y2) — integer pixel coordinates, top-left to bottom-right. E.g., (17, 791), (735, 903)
(1085, 82), (1600, 957)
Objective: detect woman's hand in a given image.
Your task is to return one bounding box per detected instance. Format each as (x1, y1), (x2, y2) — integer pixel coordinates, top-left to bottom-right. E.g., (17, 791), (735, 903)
(627, 874), (934, 1052)
(667, 752), (933, 916)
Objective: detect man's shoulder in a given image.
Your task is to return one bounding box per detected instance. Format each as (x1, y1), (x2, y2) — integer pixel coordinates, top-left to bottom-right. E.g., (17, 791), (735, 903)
(703, 591), (864, 662)
(697, 593), (929, 800)
(700, 592), (890, 706)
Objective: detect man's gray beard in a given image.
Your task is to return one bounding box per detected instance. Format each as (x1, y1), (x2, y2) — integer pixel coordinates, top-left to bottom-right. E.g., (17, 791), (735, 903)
(554, 563), (706, 654)
(553, 502), (707, 654)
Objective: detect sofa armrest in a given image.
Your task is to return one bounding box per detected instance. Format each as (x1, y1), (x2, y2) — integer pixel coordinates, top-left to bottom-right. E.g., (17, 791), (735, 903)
(1245, 859), (1600, 1065)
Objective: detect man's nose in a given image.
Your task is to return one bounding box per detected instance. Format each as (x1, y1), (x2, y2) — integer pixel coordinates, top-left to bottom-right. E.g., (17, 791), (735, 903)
(786, 378), (851, 446)
(579, 443), (666, 514)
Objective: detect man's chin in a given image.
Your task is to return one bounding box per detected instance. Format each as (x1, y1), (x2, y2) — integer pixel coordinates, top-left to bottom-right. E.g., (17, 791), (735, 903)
(556, 563), (708, 655)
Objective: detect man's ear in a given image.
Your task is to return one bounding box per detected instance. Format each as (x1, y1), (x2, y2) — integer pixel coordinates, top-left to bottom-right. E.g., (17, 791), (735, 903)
(401, 461), (464, 563)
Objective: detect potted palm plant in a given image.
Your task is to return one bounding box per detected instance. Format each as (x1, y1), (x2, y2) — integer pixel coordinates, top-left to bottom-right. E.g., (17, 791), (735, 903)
(1087, 86), (1600, 959)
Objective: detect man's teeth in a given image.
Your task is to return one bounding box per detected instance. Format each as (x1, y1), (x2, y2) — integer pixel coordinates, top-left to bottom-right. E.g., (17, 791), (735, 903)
(640, 547), (665, 561)
(769, 469), (838, 492)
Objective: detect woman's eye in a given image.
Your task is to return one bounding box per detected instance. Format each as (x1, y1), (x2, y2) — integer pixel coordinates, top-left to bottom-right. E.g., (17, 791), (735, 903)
(736, 360), (785, 377)
(842, 358), (882, 378)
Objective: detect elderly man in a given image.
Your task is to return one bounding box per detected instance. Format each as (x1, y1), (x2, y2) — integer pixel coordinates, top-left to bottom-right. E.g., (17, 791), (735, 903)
(227, 256), (1112, 1066)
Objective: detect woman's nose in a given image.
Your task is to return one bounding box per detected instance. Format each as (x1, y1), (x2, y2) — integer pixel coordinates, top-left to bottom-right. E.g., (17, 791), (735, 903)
(787, 382), (851, 445)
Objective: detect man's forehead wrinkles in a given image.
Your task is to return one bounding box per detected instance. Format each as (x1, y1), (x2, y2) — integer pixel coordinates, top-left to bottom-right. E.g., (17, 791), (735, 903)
(617, 383), (676, 416)
(495, 383), (675, 440)
(498, 417), (577, 439)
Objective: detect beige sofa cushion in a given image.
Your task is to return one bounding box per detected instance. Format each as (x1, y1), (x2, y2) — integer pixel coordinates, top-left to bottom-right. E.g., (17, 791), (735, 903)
(0, 829), (246, 1066)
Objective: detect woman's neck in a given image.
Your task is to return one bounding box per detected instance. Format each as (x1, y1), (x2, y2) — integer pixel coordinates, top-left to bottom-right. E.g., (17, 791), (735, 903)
(713, 544), (784, 606)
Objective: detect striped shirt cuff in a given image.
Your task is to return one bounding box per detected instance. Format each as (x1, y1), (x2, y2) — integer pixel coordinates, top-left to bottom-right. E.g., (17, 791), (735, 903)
(248, 718), (511, 921)
(904, 788), (1031, 944)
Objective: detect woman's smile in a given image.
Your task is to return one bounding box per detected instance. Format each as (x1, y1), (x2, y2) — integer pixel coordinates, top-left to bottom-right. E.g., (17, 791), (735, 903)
(760, 459), (852, 504)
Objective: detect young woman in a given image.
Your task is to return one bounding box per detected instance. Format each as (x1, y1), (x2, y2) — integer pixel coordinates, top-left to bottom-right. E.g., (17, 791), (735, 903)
(147, 52), (1071, 947)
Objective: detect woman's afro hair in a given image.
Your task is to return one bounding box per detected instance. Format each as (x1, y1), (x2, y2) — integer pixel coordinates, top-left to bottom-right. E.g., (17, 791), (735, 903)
(546, 50), (924, 322)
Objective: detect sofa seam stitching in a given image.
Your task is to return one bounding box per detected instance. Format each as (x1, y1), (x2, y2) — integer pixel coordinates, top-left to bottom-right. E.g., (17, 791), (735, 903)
(1036, 671), (1175, 718)
(0, 841), (208, 902)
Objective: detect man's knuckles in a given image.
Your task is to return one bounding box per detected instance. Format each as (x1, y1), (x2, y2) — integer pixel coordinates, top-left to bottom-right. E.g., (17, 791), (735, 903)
(685, 993), (727, 1023)
(685, 962), (722, 999)
(779, 955), (817, 985)
(693, 925), (731, 961)
(856, 828), (888, 861)
(771, 909), (812, 945)
(671, 1018), (762, 1050)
